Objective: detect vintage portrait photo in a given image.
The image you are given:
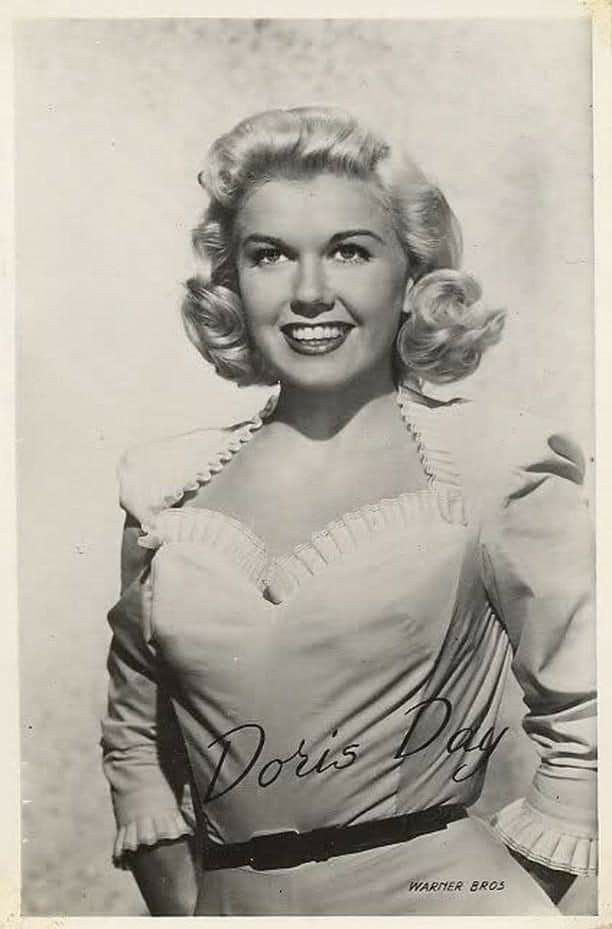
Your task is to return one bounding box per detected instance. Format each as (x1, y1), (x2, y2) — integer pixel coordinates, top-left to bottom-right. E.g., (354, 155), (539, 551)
(12, 10), (599, 918)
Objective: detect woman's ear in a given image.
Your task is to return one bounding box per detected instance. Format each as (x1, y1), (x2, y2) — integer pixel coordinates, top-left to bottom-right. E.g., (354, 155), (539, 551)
(402, 278), (415, 316)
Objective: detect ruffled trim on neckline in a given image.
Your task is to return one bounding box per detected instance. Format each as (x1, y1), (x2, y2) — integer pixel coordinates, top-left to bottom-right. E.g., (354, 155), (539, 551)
(112, 810), (195, 870)
(396, 387), (467, 526)
(137, 393), (279, 549)
(138, 506), (269, 587)
(137, 388), (467, 553)
(265, 491), (441, 603)
(132, 388), (470, 603)
(134, 491), (444, 600)
(490, 797), (598, 877)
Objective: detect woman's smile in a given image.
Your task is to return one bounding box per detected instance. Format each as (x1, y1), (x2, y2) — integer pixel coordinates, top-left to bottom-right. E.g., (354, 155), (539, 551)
(281, 322), (354, 354)
(235, 174), (410, 391)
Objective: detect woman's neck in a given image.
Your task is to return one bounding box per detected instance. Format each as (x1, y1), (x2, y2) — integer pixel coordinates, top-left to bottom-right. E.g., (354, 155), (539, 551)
(271, 369), (404, 447)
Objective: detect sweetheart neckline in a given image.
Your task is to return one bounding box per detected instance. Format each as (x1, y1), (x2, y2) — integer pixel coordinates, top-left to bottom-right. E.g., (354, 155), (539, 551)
(178, 488), (437, 566)
(173, 387), (437, 564)
(144, 490), (462, 607)
(137, 388), (468, 602)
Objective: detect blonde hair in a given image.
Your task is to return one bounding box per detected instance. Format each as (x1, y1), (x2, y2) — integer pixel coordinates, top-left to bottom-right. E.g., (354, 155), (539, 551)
(182, 106), (504, 387)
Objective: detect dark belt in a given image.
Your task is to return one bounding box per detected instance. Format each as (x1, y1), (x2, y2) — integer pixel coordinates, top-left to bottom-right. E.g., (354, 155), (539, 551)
(202, 804), (467, 871)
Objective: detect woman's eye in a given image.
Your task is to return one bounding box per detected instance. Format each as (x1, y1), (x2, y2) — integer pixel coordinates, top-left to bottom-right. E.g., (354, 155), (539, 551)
(252, 247), (287, 266)
(333, 243), (371, 263)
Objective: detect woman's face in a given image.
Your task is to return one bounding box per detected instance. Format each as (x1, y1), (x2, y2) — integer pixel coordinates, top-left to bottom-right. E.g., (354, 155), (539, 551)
(235, 174), (410, 392)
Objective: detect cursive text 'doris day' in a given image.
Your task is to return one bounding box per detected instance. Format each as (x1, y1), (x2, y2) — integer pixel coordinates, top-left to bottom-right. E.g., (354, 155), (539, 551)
(202, 696), (508, 803)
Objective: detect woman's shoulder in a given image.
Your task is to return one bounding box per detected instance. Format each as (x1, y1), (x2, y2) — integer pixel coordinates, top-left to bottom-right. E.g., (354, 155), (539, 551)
(116, 417), (257, 527)
(402, 390), (586, 516)
(457, 395), (582, 476)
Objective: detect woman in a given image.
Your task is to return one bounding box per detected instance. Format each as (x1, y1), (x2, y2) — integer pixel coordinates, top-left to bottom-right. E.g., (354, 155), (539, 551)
(100, 107), (597, 915)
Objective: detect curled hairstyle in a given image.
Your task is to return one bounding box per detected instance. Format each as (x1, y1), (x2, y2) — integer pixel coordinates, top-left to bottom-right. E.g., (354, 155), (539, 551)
(182, 107), (505, 387)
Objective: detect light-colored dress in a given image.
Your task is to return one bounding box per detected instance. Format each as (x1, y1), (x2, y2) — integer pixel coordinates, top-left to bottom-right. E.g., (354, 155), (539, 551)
(100, 387), (597, 915)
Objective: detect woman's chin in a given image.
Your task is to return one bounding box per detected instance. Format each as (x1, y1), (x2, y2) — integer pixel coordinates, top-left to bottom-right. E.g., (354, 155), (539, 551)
(277, 371), (377, 395)
(270, 358), (349, 390)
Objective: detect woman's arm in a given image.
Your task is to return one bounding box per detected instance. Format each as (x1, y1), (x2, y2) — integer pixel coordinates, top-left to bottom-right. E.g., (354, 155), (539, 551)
(127, 836), (200, 916)
(478, 423), (597, 900)
(101, 514), (199, 914)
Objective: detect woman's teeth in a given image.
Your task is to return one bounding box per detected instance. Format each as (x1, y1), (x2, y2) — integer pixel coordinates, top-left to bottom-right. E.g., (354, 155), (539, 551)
(281, 323), (352, 355)
(287, 325), (346, 341)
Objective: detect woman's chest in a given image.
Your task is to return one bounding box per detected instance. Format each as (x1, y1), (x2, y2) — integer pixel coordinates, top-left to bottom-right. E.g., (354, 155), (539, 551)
(184, 438), (429, 559)
(146, 502), (484, 687)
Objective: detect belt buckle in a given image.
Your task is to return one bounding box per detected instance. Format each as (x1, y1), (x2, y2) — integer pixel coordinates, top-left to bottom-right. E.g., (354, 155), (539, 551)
(248, 829), (301, 871)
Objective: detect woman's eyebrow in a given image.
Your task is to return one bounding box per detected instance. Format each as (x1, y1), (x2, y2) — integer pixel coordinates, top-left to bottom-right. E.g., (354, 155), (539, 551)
(240, 229), (385, 248)
(329, 229), (385, 245)
(240, 234), (286, 248)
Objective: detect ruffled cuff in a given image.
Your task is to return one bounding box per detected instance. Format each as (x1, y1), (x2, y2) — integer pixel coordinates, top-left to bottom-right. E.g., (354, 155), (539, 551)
(112, 809), (195, 870)
(490, 797), (597, 877)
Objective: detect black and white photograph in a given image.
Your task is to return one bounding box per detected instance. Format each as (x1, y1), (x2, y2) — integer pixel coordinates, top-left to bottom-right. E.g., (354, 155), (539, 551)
(11, 9), (602, 918)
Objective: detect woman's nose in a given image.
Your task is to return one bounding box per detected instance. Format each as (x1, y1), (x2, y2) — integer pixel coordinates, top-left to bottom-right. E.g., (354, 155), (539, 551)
(290, 256), (334, 316)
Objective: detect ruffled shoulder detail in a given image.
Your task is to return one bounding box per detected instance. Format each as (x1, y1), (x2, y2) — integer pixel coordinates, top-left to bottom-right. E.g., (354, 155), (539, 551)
(490, 797), (597, 877)
(112, 809), (195, 870)
(397, 387), (468, 525)
(117, 394), (279, 537)
(459, 400), (583, 481)
(403, 392), (587, 527)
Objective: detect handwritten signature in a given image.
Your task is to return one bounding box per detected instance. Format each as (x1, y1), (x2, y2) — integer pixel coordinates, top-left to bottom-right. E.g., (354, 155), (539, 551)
(202, 696), (508, 803)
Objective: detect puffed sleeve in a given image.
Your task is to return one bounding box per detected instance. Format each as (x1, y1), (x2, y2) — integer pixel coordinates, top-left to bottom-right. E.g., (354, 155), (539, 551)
(479, 422), (596, 876)
(100, 509), (196, 869)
